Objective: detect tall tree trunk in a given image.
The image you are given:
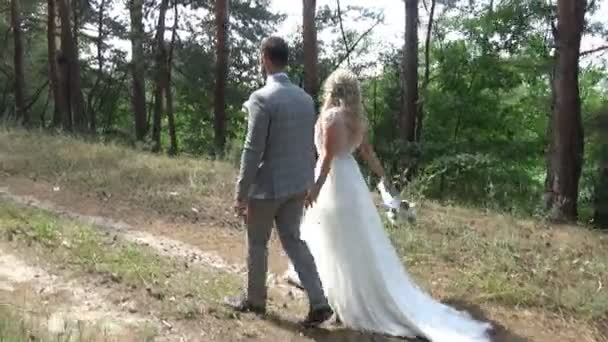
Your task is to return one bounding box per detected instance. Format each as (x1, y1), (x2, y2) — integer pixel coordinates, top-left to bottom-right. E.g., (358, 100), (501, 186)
(416, 0), (435, 142)
(302, 0), (318, 99)
(10, 0), (28, 126)
(166, 0), (178, 155)
(402, 0), (419, 142)
(547, 0), (586, 222)
(213, 0), (229, 152)
(129, 0), (147, 141)
(151, 0), (169, 152)
(47, 0), (65, 128)
(57, 0), (87, 133)
(544, 51), (558, 210)
(56, 1), (72, 131)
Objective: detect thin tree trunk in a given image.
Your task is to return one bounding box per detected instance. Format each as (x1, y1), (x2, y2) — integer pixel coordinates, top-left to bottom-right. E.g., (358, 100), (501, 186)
(71, 0), (88, 132)
(595, 160), (608, 227)
(401, 0), (418, 142)
(302, 0), (318, 99)
(47, 0), (65, 128)
(57, 0), (87, 133)
(0, 86), (8, 118)
(90, 0), (107, 133)
(129, 0), (147, 141)
(56, 2), (72, 131)
(548, 0), (586, 222)
(152, 0), (169, 152)
(41, 86), (51, 126)
(594, 111), (608, 228)
(416, 0), (436, 142)
(213, 0), (229, 151)
(544, 52), (558, 210)
(10, 0), (28, 126)
(166, 0), (178, 156)
(592, 86), (608, 228)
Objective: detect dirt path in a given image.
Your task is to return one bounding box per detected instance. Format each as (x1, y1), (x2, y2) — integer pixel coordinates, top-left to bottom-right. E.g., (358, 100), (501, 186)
(1, 175), (289, 275)
(0, 248), (178, 341)
(0, 188), (245, 275)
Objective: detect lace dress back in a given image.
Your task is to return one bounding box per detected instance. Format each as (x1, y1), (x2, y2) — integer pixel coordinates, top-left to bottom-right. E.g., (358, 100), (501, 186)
(315, 107), (363, 157)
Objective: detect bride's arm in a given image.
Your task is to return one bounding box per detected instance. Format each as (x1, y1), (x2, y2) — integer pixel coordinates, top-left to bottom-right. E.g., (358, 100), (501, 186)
(358, 133), (386, 179)
(305, 120), (339, 207)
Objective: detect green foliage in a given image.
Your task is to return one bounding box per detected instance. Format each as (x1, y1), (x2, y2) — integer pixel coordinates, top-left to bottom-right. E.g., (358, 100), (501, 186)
(0, 0), (607, 216)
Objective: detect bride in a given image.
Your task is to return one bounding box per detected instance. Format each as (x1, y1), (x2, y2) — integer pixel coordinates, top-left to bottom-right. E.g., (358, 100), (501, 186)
(294, 69), (493, 341)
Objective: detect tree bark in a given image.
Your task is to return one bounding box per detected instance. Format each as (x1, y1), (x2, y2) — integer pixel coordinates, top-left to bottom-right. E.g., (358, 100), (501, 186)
(544, 51), (558, 210)
(417, 0), (435, 142)
(129, 0), (147, 141)
(166, 0), (178, 156)
(402, 0), (419, 142)
(87, 0), (107, 133)
(57, 0), (88, 133)
(594, 113), (608, 228)
(151, 0), (169, 152)
(213, 0), (229, 151)
(547, 0), (586, 222)
(47, 0), (65, 128)
(56, 1), (72, 131)
(10, 0), (28, 126)
(302, 0), (318, 99)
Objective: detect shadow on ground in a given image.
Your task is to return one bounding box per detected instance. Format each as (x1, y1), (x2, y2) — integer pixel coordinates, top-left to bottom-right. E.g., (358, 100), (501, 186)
(442, 298), (528, 342)
(265, 298), (528, 342)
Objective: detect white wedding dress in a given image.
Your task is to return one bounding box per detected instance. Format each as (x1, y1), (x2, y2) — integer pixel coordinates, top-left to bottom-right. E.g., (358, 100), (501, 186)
(292, 109), (492, 341)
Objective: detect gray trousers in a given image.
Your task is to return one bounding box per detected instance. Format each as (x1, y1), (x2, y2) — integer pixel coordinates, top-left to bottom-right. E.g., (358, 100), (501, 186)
(246, 192), (327, 309)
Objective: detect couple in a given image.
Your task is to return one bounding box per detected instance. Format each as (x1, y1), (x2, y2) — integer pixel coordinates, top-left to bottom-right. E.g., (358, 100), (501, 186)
(230, 36), (492, 341)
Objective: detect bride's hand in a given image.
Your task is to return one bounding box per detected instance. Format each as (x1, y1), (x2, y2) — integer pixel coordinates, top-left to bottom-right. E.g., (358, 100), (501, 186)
(305, 183), (322, 208)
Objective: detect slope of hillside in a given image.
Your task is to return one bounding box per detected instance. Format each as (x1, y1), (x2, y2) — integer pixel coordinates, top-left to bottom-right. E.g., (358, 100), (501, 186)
(1, 129), (607, 341)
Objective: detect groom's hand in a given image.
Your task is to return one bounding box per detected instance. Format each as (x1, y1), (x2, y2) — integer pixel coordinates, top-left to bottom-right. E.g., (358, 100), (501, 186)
(305, 184), (321, 209)
(234, 199), (248, 224)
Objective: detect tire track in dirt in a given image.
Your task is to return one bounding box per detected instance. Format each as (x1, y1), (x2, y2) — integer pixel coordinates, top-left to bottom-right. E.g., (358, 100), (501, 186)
(0, 188), (243, 273)
(0, 249), (181, 341)
(0, 188), (301, 298)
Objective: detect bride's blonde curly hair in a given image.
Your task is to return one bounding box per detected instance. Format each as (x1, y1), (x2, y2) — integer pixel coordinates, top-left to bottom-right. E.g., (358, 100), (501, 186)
(320, 69), (368, 145)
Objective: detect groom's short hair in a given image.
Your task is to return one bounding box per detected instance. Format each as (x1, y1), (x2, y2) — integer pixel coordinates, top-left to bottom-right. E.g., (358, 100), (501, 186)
(261, 37), (289, 68)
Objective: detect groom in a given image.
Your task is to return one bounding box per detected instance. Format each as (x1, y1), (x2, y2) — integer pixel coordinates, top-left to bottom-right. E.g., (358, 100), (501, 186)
(228, 36), (333, 326)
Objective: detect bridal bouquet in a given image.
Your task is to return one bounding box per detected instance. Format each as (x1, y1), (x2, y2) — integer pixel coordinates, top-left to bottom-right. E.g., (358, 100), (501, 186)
(377, 179), (416, 225)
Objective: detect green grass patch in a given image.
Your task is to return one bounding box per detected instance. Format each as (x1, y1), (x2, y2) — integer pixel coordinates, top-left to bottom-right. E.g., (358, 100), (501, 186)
(0, 129), (235, 220)
(388, 203), (608, 323)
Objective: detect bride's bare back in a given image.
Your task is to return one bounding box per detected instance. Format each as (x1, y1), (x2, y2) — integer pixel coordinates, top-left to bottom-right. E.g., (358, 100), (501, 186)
(315, 107), (363, 157)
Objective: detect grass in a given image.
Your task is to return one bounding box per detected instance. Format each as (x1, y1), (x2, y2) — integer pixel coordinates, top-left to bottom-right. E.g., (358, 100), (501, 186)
(0, 129), (235, 221)
(0, 306), (33, 342)
(0, 304), (157, 342)
(388, 204), (608, 324)
(2, 128), (608, 339)
(0, 201), (242, 323)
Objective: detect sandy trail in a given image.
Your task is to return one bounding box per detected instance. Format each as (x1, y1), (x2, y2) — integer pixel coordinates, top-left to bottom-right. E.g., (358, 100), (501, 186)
(0, 248), (182, 341)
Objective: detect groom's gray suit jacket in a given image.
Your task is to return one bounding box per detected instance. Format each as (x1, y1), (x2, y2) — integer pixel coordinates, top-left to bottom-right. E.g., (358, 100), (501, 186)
(236, 73), (317, 201)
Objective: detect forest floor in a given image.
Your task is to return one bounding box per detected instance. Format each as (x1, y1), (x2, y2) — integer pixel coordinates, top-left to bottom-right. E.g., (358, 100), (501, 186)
(0, 129), (607, 342)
